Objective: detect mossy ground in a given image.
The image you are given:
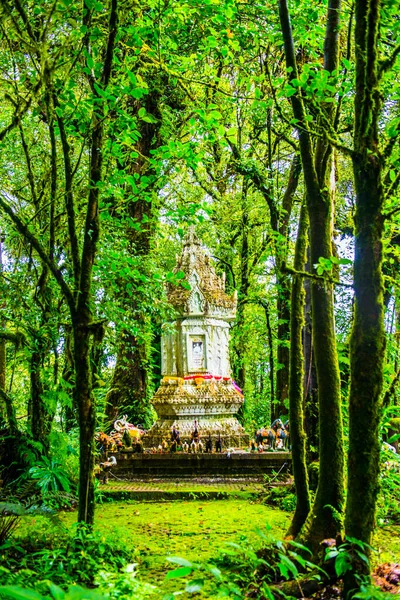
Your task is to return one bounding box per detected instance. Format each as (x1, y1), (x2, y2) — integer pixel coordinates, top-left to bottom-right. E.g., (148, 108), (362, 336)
(16, 499), (290, 596)
(91, 499), (289, 582)
(14, 499), (400, 598)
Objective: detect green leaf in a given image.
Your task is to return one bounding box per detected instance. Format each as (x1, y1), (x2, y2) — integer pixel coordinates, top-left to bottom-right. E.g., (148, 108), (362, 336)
(49, 584), (65, 600)
(285, 87), (297, 97)
(342, 58), (352, 70)
(209, 110), (223, 120)
(138, 107), (146, 118)
(335, 552), (352, 577)
(208, 565), (222, 580)
(165, 566), (192, 579)
(166, 556), (193, 567)
(185, 579), (204, 593)
(288, 540), (312, 555)
(279, 554), (299, 579)
(0, 587), (43, 600)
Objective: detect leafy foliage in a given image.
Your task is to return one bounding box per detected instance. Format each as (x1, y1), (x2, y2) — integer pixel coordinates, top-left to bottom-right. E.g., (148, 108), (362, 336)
(29, 459), (71, 495)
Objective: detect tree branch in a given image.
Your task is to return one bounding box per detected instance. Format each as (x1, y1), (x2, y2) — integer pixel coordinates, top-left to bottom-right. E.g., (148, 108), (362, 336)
(0, 194), (75, 315)
(0, 96), (33, 143)
(282, 264), (353, 288)
(379, 43), (400, 78)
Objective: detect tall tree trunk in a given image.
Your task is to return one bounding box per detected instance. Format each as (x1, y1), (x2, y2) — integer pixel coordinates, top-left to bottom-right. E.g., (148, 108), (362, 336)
(0, 234), (6, 420)
(264, 301), (275, 413)
(105, 91), (162, 428)
(275, 154), (302, 418)
(75, 0), (118, 524)
(287, 202), (311, 537)
(0, 338), (5, 420)
(74, 320), (96, 524)
(232, 182), (250, 392)
(303, 249), (319, 456)
(105, 328), (148, 427)
(279, 0), (345, 547)
(275, 278), (291, 418)
(345, 1), (386, 584)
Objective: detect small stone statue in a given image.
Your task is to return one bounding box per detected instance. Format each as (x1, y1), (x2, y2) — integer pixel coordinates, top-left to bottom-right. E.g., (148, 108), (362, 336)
(134, 441), (143, 453)
(99, 455), (117, 484)
(215, 434), (222, 453)
(191, 419), (200, 442)
(123, 429), (132, 448)
(205, 434), (213, 453)
(171, 425), (181, 445)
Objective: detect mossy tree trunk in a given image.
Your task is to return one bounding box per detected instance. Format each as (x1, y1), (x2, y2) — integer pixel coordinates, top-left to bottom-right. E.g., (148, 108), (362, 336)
(0, 235), (6, 421)
(75, 2), (117, 518)
(275, 154), (302, 419)
(0, 338), (5, 420)
(264, 301), (275, 412)
(0, 0), (118, 525)
(279, 0), (345, 547)
(303, 251), (319, 456)
(105, 93), (162, 428)
(228, 144), (301, 417)
(345, 1), (387, 584)
(232, 180), (250, 393)
(287, 201), (311, 537)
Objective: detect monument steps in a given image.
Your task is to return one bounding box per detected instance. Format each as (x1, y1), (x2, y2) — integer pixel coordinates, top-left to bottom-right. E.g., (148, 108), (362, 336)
(108, 451), (291, 480)
(98, 476), (293, 501)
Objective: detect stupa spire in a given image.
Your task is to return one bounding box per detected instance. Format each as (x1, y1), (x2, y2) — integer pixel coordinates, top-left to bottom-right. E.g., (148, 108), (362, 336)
(143, 230), (248, 448)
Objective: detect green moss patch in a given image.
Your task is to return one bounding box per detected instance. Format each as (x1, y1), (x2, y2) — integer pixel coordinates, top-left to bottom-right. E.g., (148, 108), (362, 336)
(15, 499), (290, 588)
(10, 500), (400, 599)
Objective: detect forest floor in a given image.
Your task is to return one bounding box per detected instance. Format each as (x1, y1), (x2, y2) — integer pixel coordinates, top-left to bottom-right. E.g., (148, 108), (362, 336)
(16, 498), (400, 598)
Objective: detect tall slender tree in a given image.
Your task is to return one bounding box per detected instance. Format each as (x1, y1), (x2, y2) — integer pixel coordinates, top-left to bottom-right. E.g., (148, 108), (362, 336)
(279, 0), (345, 546)
(345, 0), (399, 583)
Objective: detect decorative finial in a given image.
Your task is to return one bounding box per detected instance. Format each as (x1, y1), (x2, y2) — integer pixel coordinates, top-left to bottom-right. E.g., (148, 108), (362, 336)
(183, 225), (200, 247)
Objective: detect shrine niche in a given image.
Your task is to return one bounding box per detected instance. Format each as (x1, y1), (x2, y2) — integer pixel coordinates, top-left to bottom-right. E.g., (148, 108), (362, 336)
(144, 228), (249, 447)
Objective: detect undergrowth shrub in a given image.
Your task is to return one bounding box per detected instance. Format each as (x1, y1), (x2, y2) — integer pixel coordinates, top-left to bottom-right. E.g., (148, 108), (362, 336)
(0, 523), (134, 587)
(376, 449), (400, 525)
(161, 528), (326, 599)
(262, 485), (297, 512)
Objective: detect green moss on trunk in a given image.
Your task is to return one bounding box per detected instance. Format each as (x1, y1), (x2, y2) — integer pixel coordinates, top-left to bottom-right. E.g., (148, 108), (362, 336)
(279, 0), (345, 548)
(345, 155), (385, 546)
(74, 323), (97, 525)
(287, 201), (311, 537)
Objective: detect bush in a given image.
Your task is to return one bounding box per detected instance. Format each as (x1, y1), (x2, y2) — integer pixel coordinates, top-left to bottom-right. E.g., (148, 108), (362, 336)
(0, 523), (134, 588)
(262, 485), (297, 511)
(376, 450), (400, 525)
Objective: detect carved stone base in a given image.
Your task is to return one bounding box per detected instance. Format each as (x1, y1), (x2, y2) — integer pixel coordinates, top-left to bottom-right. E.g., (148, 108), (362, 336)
(144, 377), (249, 448)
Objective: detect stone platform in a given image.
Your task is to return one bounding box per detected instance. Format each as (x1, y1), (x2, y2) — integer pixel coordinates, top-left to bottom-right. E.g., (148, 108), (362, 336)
(144, 377), (249, 448)
(110, 451), (291, 480)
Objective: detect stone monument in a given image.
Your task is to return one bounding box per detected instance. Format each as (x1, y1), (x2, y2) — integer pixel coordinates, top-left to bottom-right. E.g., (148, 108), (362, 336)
(144, 228), (249, 447)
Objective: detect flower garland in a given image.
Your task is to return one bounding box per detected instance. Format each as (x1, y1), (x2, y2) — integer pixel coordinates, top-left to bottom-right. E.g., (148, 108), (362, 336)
(161, 374), (244, 396)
